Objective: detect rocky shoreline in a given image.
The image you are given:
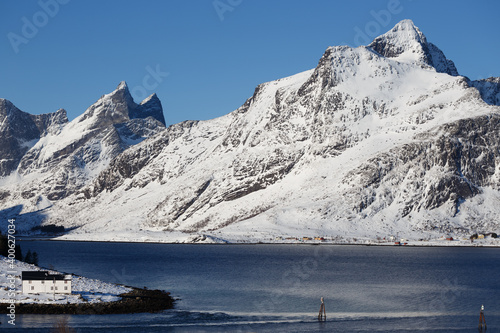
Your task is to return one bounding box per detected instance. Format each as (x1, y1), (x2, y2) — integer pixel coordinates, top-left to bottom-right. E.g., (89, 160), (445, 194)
(0, 287), (174, 314)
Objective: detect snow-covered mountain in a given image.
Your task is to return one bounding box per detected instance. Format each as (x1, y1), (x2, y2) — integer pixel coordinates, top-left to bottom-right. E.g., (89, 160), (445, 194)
(0, 100), (68, 177)
(2, 20), (500, 243)
(470, 77), (500, 106)
(0, 82), (165, 221)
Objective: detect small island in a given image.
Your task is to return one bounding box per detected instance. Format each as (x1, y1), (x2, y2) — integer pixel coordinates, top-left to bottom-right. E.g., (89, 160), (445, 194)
(0, 256), (174, 315)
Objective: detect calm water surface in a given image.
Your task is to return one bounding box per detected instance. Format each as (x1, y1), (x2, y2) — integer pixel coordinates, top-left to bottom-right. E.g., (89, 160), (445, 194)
(4, 241), (500, 332)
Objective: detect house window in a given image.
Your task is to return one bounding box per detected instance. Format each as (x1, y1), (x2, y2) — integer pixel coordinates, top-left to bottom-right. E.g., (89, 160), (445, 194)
(64, 286), (68, 290)
(64, 280), (68, 284)
(55, 287), (58, 290)
(51, 286), (54, 290)
(29, 280), (32, 284)
(30, 286), (34, 290)
(41, 281), (45, 284)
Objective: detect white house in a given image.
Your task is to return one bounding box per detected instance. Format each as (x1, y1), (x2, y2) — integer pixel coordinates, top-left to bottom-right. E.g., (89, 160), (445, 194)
(22, 271), (72, 294)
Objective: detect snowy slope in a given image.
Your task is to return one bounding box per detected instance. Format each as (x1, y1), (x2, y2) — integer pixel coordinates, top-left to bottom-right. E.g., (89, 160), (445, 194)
(1, 20), (500, 243)
(0, 100), (68, 177)
(0, 82), (166, 232)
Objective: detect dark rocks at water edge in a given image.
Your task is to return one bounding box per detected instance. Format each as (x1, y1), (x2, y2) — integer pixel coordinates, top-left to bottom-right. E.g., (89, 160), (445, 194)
(0, 288), (174, 314)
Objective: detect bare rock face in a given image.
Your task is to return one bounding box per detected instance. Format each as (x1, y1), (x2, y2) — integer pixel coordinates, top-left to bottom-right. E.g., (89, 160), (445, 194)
(0, 99), (68, 177)
(470, 77), (500, 106)
(344, 115), (500, 220)
(130, 93), (165, 126)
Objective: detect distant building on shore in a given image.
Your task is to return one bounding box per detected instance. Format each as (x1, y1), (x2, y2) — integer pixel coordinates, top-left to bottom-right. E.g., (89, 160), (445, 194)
(22, 271), (72, 294)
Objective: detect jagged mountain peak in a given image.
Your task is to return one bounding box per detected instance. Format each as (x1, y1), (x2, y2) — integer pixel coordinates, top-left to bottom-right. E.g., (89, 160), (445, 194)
(388, 19), (422, 37)
(112, 81), (135, 102)
(133, 93), (165, 126)
(393, 18), (417, 28)
(116, 80), (129, 91)
(369, 19), (427, 58)
(384, 19), (426, 46)
(1, 20), (498, 244)
(0, 99), (68, 135)
(0, 82), (166, 200)
(77, 84), (133, 127)
(0, 98), (19, 114)
(107, 81), (135, 107)
(78, 82), (166, 128)
(0, 100), (70, 177)
(368, 19), (458, 76)
(299, 20), (460, 98)
(0, 101), (68, 134)
(140, 93), (158, 105)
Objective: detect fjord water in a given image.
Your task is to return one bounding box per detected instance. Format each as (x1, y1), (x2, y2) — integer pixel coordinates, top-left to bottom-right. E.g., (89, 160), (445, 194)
(8, 241), (500, 332)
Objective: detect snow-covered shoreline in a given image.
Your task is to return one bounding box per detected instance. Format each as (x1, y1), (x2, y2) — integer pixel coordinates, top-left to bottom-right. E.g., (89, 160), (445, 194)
(0, 255), (132, 305)
(18, 234), (500, 247)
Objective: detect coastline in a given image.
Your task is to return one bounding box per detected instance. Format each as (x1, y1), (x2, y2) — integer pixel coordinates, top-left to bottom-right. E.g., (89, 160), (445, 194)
(0, 256), (175, 315)
(0, 287), (174, 315)
(17, 236), (500, 248)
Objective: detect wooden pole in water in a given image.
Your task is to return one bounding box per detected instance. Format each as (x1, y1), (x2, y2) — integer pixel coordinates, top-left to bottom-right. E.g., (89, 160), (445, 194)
(478, 305), (486, 332)
(318, 297), (326, 321)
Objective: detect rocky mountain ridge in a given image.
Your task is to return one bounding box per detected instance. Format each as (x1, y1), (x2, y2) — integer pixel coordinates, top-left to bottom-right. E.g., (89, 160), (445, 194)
(1, 20), (499, 243)
(0, 99), (68, 177)
(0, 82), (165, 209)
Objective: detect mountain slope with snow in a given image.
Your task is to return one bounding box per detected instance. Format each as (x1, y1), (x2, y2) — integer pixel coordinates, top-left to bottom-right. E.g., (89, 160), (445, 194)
(0, 82), (165, 230)
(0, 100), (68, 178)
(1, 20), (499, 243)
(471, 77), (500, 106)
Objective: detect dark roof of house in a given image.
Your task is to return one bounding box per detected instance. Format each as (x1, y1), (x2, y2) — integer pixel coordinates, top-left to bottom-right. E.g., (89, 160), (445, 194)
(21, 271), (70, 281)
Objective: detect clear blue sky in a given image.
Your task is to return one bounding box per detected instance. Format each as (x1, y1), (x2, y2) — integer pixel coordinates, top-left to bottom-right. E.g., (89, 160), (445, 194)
(1, 0), (499, 125)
